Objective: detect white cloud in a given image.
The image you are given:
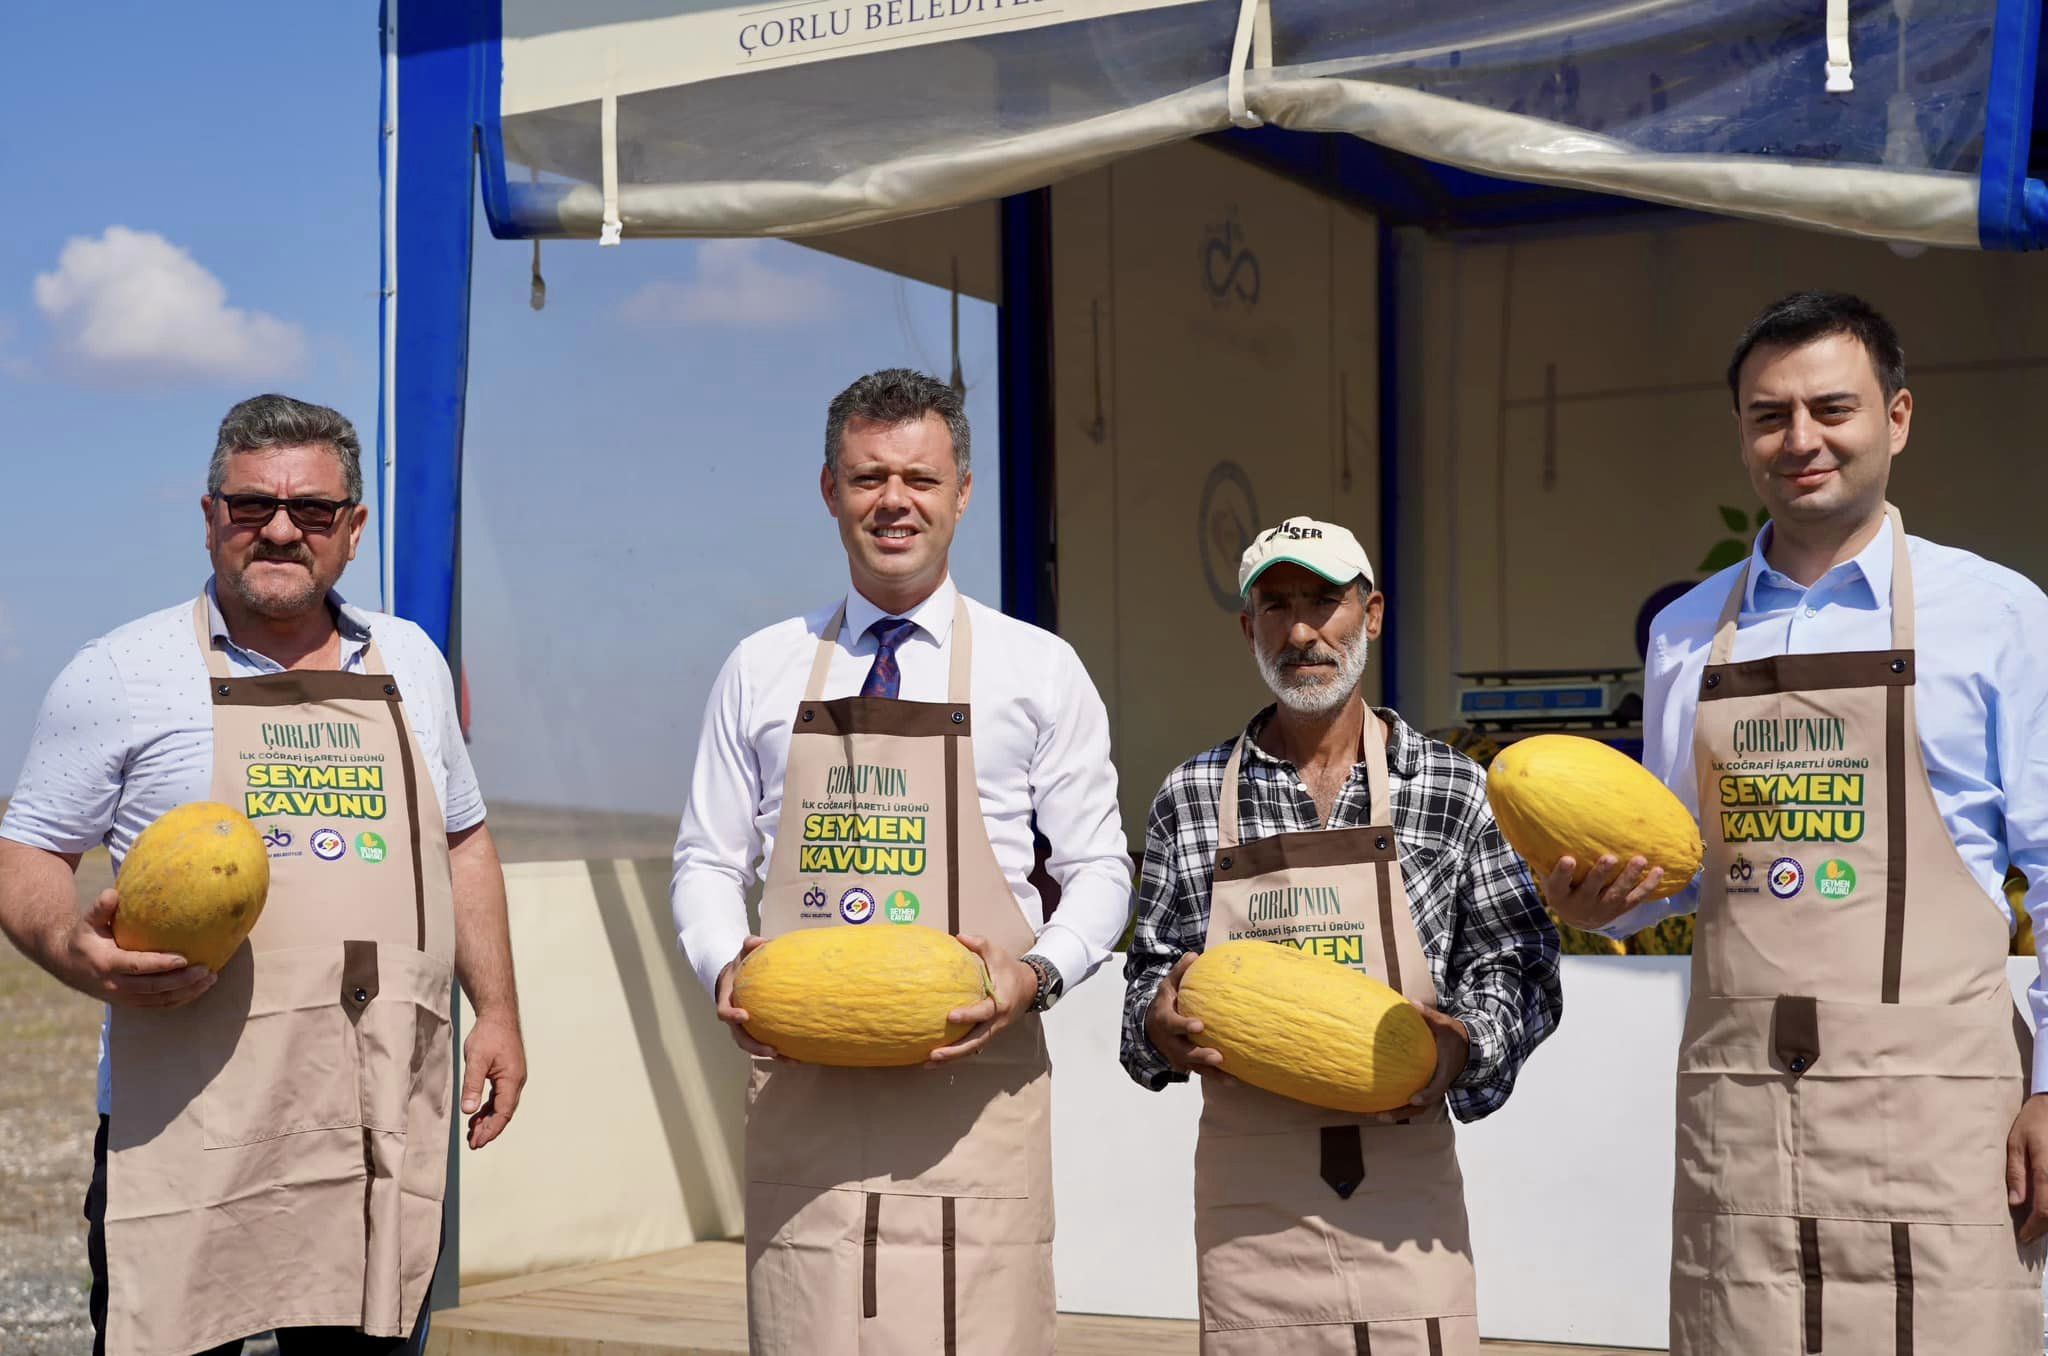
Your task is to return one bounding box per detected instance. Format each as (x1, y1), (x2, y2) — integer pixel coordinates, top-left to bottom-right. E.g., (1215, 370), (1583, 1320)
(620, 240), (837, 330)
(33, 227), (306, 384)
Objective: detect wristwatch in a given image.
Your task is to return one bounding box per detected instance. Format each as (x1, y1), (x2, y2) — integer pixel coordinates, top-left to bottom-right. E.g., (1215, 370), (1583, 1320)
(1022, 953), (1064, 1012)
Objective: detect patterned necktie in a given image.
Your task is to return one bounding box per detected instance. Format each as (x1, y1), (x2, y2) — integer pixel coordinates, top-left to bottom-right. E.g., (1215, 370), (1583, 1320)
(859, 617), (919, 700)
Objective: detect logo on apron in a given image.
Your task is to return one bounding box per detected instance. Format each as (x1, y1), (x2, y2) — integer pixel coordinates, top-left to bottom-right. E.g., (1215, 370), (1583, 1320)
(839, 887), (876, 923)
(310, 827), (346, 862)
(355, 832), (387, 864)
(801, 885), (830, 917)
(262, 826), (293, 852)
(884, 889), (921, 924)
(1815, 858), (1857, 900)
(1767, 856), (1806, 899)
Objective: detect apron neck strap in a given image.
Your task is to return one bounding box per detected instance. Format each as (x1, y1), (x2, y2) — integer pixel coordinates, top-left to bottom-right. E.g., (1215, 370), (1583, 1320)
(1218, 708), (1382, 850)
(1708, 503), (1913, 665)
(1884, 503), (1914, 650)
(1362, 709), (1393, 828)
(1707, 560), (1749, 668)
(191, 597), (231, 680)
(1219, 735), (1249, 852)
(945, 596), (971, 703)
(804, 605), (846, 702)
(804, 595), (974, 704)
(192, 595), (391, 683)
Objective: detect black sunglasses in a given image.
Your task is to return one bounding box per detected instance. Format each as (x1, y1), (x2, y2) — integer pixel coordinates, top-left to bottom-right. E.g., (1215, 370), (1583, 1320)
(215, 494), (357, 532)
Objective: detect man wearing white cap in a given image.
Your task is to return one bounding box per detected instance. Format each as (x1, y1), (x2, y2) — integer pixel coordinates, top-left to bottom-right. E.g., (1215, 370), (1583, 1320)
(1122, 516), (1561, 1354)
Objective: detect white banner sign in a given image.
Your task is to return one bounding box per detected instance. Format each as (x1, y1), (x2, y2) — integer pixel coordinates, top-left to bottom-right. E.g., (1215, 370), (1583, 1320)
(503, 0), (1213, 114)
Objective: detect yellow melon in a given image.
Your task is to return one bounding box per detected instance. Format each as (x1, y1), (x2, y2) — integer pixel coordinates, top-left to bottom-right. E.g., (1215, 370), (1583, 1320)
(114, 802), (270, 971)
(1177, 940), (1437, 1113)
(1486, 734), (1701, 903)
(733, 926), (993, 1067)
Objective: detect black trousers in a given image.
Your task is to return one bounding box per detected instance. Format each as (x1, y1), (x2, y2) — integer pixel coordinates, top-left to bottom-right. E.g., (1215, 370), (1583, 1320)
(88, 1116), (437, 1356)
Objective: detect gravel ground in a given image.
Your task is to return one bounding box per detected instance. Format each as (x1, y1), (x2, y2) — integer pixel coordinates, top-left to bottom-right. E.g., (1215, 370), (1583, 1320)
(0, 851), (109, 1354)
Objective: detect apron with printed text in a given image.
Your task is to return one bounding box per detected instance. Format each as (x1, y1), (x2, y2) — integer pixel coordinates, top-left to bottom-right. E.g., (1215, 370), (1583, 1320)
(1671, 507), (2043, 1354)
(745, 598), (1055, 1355)
(104, 599), (454, 1355)
(1196, 715), (1478, 1356)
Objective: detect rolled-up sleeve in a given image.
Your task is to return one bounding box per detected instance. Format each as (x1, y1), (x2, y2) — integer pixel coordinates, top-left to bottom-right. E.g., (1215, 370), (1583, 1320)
(1, 643), (128, 856)
(1440, 808), (1563, 1122)
(672, 644), (762, 998)
(1022, 641), (1133, 991)
(1120, 784), (1202, 1091)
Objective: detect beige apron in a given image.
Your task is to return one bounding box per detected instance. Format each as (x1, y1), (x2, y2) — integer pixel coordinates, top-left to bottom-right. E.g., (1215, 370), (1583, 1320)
(744, 598), (1056, 1355)
(103, 599), (456, 1356)
(1671, 506), (2044, 1354)
(1195, 714), (1479, 1356)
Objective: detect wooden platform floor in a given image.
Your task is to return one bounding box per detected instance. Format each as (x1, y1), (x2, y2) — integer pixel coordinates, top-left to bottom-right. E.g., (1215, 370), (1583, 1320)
(424, 1243), (1657, 1355)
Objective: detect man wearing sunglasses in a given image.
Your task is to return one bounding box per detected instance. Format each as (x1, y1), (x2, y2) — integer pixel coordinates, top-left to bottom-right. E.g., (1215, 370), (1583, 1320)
(0, 394), (525, 1354)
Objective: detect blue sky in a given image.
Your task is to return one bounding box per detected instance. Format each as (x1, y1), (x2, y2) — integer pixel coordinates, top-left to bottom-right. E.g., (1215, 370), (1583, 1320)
(0, 2), (1000, 815)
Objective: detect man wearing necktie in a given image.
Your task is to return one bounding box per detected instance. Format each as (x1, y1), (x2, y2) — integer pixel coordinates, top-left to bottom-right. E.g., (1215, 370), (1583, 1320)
(671, 368), (1134, 1354)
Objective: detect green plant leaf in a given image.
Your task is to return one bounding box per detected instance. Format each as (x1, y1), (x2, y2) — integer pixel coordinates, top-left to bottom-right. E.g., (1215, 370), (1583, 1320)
(1699, 539), (1748, 572)
(1719, 505), (1749, 532)
(1754, 507), (1771, 528)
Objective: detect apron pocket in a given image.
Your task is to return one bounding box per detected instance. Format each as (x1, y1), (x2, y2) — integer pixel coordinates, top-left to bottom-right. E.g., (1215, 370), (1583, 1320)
(200, 1001), (362, 1148)
(1682, 995), (2024, 1225)
(747, 1054), (1047, 1199)
(351, 945), (454, 1134)
(1196, 1123), (1475, 1329)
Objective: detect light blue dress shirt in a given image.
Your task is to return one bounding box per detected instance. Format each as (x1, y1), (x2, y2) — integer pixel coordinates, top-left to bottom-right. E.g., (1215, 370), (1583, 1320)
(1608, 518), (2048, 1088)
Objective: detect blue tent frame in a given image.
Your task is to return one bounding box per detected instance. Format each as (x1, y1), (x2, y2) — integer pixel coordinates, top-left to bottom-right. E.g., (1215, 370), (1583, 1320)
(380, 0), (2048, 715)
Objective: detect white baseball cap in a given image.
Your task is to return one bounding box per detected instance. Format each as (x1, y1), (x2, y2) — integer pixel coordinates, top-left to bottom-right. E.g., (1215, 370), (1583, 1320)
(1238, 516), (1376, 597)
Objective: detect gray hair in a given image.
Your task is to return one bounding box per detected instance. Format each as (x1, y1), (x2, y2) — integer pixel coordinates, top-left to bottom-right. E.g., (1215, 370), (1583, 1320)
(823, 369), (970, 476)
(209, 394), (364, 502)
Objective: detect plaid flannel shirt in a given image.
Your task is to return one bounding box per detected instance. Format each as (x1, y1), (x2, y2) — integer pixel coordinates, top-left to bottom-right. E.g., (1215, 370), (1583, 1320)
(1120, 706), (1563, 1121)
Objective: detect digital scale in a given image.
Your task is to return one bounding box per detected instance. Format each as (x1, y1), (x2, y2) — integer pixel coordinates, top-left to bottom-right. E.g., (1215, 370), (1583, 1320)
(1454, 668), (1645, 758)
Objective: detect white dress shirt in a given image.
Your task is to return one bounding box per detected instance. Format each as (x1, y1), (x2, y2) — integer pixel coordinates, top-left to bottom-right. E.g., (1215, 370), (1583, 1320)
(1610, 519), (2048, 1088)
(1, 581), (484, 1113)
(671, 576), (1134, 997)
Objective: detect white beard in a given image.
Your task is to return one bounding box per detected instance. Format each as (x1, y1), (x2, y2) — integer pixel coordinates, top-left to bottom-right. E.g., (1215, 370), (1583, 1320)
(1258, 632), (1370, 716)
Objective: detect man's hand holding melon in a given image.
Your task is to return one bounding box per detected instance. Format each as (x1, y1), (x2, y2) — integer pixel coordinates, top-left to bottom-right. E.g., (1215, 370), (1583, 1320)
(1143, 952), (1228, 1080)
(1485, 734), (1704, 932)
(724, 927), (1007, 1067)
(58, 887), (216, 1009)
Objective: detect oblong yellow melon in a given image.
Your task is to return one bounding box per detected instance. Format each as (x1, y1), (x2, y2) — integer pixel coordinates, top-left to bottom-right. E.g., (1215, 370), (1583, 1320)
(1485, 734), (1702, 903)
(1177, 940), (1437, 1113)
(114, 802), (271, 971)
(734, 926), (993, 1067)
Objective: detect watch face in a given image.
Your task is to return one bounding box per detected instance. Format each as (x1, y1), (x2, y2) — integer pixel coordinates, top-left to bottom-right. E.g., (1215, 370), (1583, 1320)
(1033, 959), (1062, 1010)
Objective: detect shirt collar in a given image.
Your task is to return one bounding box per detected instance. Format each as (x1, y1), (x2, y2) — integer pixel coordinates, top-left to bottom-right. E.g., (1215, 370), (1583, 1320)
(1240, 703), (1421, 778)
(204, 577), (374, 654)
(843, 575), (959, 648)
(1743, 515), (1895, 611)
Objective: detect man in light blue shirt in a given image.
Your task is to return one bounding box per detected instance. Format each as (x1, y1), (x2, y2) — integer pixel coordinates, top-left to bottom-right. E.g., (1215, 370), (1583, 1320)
(1546, 292), (2048, 1351)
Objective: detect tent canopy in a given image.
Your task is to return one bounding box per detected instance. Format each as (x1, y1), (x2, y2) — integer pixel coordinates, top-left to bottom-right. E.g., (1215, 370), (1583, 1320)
(481, 0), (2048, 249)
(380, 0), (2048, 650)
